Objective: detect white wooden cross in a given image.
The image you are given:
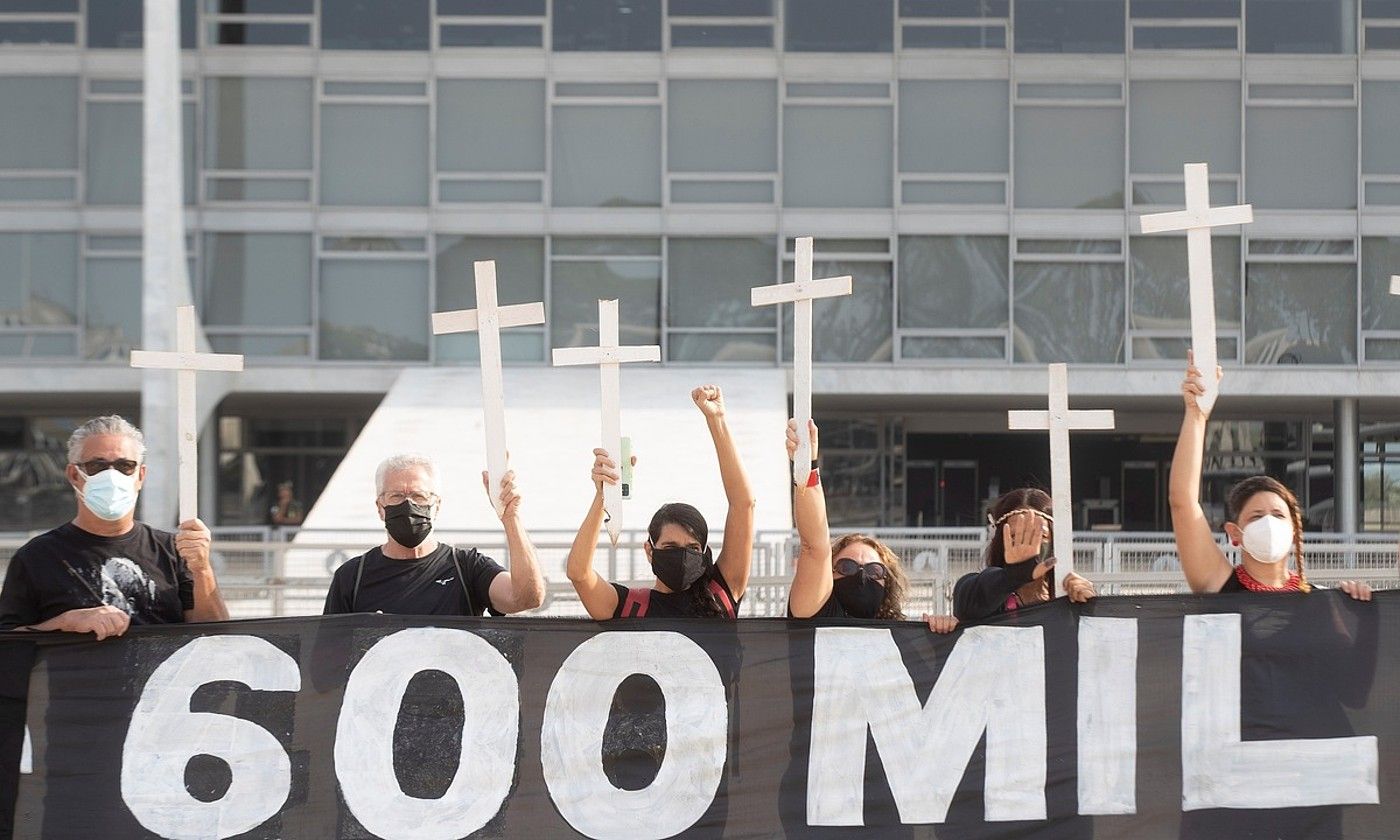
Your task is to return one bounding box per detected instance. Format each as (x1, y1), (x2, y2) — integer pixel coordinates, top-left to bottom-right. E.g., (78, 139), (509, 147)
(130, 306), (243, 524)
(1138, 163), (1252, 414)
(751, 236), (852, 486)
(431, 260), (546, 516)
(1389, 276), (1400, 296)
(1007, 364), (1115, 595)
(551, 299), (660, 545)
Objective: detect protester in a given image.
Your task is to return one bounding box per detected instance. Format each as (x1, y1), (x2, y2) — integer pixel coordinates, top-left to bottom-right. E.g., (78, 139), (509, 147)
(322, 453), (544, 615)
(0, 415), (228, 636)
(566, 385), (755, 619)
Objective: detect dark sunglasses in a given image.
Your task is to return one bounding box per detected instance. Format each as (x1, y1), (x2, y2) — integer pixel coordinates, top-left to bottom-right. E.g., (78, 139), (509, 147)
(834, 558), (887, 581)
(75, 458), (140, 476)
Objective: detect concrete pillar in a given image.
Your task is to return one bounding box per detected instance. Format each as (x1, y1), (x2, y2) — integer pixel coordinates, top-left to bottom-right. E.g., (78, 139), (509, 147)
(1334, 397), (1360, 534)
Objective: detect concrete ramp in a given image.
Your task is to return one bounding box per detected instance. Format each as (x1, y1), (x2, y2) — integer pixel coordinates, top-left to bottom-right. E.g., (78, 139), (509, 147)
(280, 367), (792, 611)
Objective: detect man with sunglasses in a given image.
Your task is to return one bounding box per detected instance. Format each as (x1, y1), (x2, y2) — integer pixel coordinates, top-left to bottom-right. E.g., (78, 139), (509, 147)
(0, 415), (229, 638)
(322, 453), (544, 616)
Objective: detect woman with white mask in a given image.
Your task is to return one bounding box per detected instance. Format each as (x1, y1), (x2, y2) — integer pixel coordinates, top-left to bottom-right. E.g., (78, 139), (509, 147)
(1169, 352), (1370, 599)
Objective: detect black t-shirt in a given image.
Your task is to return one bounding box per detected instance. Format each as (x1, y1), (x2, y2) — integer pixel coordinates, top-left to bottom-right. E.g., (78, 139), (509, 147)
(0, 522), (194, 630)
(608, 569), (739, 618)
(322, 543), (506, 616)
(786, 593), (848, 619)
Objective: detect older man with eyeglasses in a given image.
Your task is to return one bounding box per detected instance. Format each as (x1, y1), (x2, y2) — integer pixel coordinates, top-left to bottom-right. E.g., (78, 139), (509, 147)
(0, 415), (229, 638)
(322, 453), (545, 616)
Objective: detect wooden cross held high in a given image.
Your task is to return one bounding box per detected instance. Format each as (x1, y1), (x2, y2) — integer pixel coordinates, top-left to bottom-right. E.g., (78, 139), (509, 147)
(1007, 364), (1115, 595)
(431, 260), (546, 516)
(551, 299), (661, 545)
(1138, 162), (1252, 414)
(130, 306), (243, 523)
(751, 236), (852, 485)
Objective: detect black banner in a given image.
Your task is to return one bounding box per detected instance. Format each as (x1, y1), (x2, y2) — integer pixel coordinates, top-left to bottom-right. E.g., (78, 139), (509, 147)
(2, 591), (1396, 839)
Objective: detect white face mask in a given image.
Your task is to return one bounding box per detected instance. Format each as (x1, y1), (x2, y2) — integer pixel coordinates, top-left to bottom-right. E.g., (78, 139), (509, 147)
(1240, 515), (1293, 565)
(76, 468), (140, 521)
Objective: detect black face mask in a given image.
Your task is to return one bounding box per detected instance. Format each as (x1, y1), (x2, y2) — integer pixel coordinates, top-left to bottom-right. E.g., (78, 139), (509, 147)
(833, 573), (885, 619)
(383, 499), (434, 548)
(650, 545), (713, 592)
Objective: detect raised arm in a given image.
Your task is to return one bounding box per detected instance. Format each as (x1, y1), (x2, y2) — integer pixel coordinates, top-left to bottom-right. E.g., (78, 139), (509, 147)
(1169, 351), (1233, 593)
(485, 469), (546, 614)
(786, 419), (832, 618)
(565, 449), (624, 620)
(694, 385), (756, 600)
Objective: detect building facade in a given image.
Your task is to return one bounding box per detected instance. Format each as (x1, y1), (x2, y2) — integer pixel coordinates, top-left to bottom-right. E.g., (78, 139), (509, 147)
(2, 0), (1399, 535)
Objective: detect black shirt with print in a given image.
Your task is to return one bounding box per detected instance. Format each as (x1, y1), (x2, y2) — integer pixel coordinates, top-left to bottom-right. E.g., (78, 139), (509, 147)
(322, 543), (506, 616)
(0, 522), (194, 630)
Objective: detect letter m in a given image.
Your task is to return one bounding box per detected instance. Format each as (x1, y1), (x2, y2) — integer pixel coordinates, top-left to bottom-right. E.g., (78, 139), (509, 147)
(808, 626), (1046, 826)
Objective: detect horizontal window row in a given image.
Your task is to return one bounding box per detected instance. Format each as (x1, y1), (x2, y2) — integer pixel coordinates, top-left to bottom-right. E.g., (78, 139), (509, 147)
(4, 76), (1400, 211)
(0, 0), (1390, 55)
(5, 233), (1400, 367)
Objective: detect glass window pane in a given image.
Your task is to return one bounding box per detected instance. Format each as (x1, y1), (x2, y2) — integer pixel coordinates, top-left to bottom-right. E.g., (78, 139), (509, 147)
(0, 77), (77, 169)
(783, 105), (893, 207)
(1014, 0), (1124, 53)
(210, 22), (312, 45)
(900, 81), (1008, 173)
(1246, 106), (1356, 209)
(552, 105), (661, 207)
(86, 101), (196, 205)
(435, 236), (545, 362)
(1132, 0), (1238, 15)
(1362, 237), (1400, 331)
(440, 0), (546, 12)
(669, 0), (771, 13)
(1014, 105), (1124, 208)
(1130, 236), (1241, 330)
(1362, 81), (1400, 174)
(782, 261), (893, 362)
(320, 0), (429, 50)
(1013, 262), (1126, 362)
(202, 234), (312, 328)
(902, 336), (1005, 359)
(319, 260), (430, 360)
(0, 233), (78, 325)
(85, 0), (196, 48)
(1133, 25), (1238, 49)
(669, 332), (776, 363)
(1130, 81), (1240, 174)
(439, 24), (543, 46)
(208, 335), (309, 357)
(1246, 0), (1355, 53)
(1244, 263), (1356, 363)
(671, 24), (772, 47)
(555, 237), (659, 256)
(898, 236), (1008, 328)
(668, 80), (777, 172)
(901, 0), (1009, 14)
(439, 180), (542, 202)
(321, 104), (429, 205)
(84, 258), (141, 359)
(668, 237), (775, 328)
(784, 0), (892, 51)
(205, 78), (313, 171)
(671, 180), (773, 202)
(207, 177), (311, 201)
(552, 0), (661, 50)
(437, 80), (546, 172)
(902, 25), (1006, 48)
(550, 257), (661, 349)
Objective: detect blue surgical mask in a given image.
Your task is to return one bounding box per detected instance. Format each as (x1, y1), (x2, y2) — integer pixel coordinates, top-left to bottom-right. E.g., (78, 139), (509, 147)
(77, 468), (139, 521)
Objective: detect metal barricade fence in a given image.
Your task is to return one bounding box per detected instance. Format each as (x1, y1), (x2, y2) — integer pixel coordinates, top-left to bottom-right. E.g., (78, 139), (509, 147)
(1, 527), (1397, 619)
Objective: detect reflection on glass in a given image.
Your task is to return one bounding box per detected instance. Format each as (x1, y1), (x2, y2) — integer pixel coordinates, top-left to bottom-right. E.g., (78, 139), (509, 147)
(318, 260), (430, 361)
(0, 233), (78, 325)
(668, 332), (776, 363)
(1245, 0), (1355, 54)
(552, 105), (661, 207)
(437, 80), (546, 172)
(784, 0), (892, 51)
(320, 0), (430, 50)
(86, 102), (196, 205)
(205, 78), (313, 171)
(0, 77), (77, 170)
(552, 0), (662, 51)
(1013, 262), (1126, 363)
(435, 236), (546, 362)
(1014, 106), (1124, 209)
(0, 416), (87, 532)
(899, 81), (1008, 173)
(1244, 263), (1356, 364)
(1360, 237), (1400, 331)
(550, 256), (661, 349)
(86, 0), (196, 48)
(668, 80), (777, 172)
(202, 233), (313, 328)
(1130, 236), (1241, 329)
(668, 237), (776, 329)
(1013, 0), (1124, 53)
(898, 236), (1008, 329)
(84, 258), (142, 360)
(1130, 81), (1240, 174)
(1246, 107), (1357, 209)
(783, 106), (893, 207)
(782, 260), (893, 363)
(1362, 82), (1400, 175)
(320, 104), (429, 206)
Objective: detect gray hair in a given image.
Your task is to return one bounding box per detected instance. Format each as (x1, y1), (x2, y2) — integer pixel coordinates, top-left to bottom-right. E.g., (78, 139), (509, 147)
(375, 453), (436, 495)
(66, 415), (146, 464)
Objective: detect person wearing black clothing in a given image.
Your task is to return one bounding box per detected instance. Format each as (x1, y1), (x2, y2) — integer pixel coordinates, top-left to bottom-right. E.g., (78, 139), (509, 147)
(952, 488), (1096, 624)
(322, 453), (544, 616)
(0, 415), (228, 636)
(566, 385), (755, 620)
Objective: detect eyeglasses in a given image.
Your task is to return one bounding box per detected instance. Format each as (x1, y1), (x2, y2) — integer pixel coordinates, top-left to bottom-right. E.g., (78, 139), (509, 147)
(380, 491), (438, 506)
(74, 459), (140, 476)
(834, 558), (887, 581)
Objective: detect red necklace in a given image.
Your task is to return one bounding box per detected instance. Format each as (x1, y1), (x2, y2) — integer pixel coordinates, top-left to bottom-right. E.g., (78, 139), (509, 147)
(1233, 565), (1304, 593)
